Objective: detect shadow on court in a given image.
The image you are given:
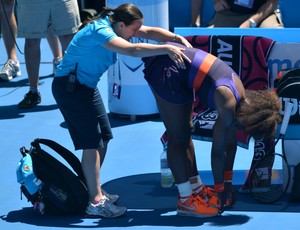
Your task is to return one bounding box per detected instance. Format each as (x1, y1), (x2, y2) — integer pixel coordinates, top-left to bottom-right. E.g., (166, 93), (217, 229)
(3, 172), (299, 228)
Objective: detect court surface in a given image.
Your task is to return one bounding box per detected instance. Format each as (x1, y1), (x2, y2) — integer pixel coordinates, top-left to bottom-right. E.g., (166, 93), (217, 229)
(1, 38), (299, 230)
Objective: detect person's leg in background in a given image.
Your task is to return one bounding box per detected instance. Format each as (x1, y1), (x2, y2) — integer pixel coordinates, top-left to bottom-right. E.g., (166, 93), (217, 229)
(16, 0), (49, 109)
(47, 24), (62, 74)
(19, 37), (42, 108)
(259, 10), (284, 28)
(17, 0), (81, 109)
(53, 0), (81, 70)
(207, 11), (249, 27)
(190, 0), (203, 27)
(0, 0), (21, 81)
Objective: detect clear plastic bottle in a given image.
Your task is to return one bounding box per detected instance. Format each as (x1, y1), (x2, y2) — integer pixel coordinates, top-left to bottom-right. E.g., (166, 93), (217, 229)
(160, 146), (173, 188)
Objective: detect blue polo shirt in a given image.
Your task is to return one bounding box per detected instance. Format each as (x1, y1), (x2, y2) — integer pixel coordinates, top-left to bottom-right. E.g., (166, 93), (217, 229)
(55, 16), (117, 89)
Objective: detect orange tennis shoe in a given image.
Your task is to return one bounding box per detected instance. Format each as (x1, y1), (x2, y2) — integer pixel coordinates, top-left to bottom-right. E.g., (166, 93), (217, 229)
(177, 194), (219, 218)
(199, 185), (221, 209)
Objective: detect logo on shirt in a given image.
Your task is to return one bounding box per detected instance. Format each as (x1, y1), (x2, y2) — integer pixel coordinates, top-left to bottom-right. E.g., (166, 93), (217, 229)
(105, 28), (113, 34)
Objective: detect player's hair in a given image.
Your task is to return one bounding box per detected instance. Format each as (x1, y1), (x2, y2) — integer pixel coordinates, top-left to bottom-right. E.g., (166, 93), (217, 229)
(237, 90), (282, 140)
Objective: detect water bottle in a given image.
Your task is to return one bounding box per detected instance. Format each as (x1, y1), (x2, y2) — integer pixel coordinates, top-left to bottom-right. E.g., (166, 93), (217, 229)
(160, 146), (173, 188)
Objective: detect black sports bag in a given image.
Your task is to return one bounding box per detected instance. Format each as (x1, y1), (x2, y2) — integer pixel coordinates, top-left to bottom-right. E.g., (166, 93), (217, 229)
(17, 138), (89, 215)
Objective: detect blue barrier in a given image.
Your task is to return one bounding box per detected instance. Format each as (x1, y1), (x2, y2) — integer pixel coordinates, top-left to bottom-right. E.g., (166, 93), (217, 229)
(174, 27), (300, 43)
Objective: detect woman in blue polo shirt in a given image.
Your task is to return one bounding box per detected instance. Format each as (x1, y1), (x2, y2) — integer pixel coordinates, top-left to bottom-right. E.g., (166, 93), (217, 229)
(52, 3), (191, 218)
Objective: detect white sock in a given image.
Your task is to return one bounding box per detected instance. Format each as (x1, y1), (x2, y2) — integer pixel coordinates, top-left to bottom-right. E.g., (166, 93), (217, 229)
(190, 175), (203, 193)
(29, 87), (38, 93)
(177, 181), (193, 202)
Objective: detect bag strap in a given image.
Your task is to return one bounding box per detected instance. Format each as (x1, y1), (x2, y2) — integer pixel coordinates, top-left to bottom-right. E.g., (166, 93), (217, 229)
(31, 138), (86, 185)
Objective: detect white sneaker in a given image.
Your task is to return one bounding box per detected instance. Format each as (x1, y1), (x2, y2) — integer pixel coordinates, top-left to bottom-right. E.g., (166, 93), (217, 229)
(0, 59), (21, 81)
(85, 197), (127, 218)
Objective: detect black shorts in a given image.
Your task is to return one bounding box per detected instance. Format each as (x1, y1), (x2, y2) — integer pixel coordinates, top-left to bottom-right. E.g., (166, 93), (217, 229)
(52, 76), (113, 150)
(142, 55), (194, 105)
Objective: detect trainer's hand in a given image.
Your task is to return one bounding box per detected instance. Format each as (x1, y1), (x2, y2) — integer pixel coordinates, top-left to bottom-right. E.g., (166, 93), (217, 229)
(167, 46), (191, 69)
